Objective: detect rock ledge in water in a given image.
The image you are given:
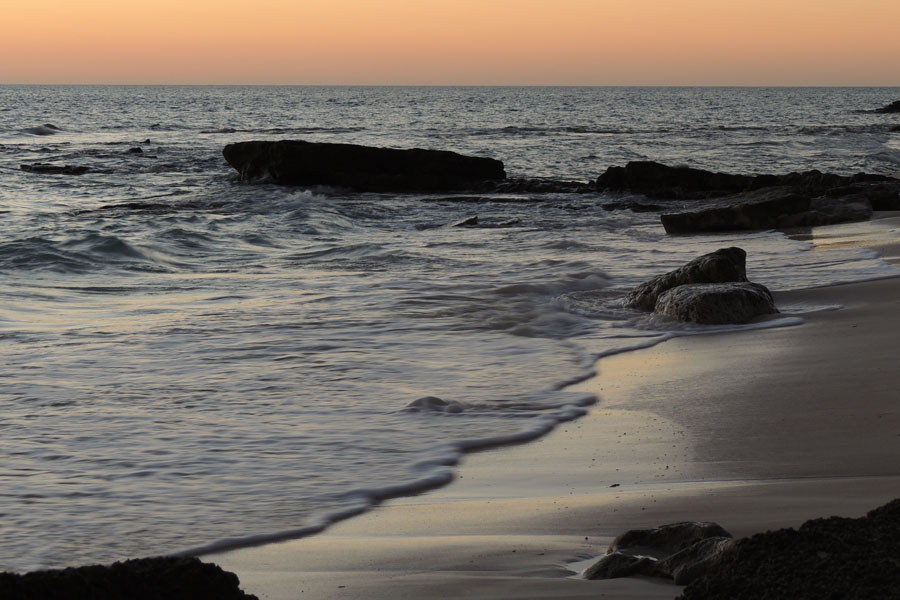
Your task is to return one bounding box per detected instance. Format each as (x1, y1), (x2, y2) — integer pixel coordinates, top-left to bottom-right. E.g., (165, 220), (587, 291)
(223, 140), (506, 192)
(596, 161), (899, 232)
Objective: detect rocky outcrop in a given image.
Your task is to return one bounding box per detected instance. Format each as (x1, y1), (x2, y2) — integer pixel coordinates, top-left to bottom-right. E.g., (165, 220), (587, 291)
(223, 140), (506, 192)
(655, 282), (778, 325)
(678, 498), (900, 600)
(625, 248), (777, 324)
(891, 125), (900, 132)
(0, 556), (257, 600)
(597, 161), (899, 232)
(660, 187), (810, 233)
(624, 247), (748, 311)
(585, 521), (734, 583)
(596, 161), (891, 200)
(20, 163), (90, 175)
(875, 100), (900, 114)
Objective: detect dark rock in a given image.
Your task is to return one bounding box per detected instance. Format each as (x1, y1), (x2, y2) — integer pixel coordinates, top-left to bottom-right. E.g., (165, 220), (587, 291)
(891, 125), (900, 133)
(655, 282), (778, 325)
(777, 195), (872, 228)
(202, 127), (237, 134)
(596, 161), (754, 199)
(0, 556), (257, 600)
(656, 537), (735, 585)
(584, 551), (658, 580)
(452, 216), (479, 227)
(127, 147), (143, 154)
(609, 521), (733, 560)
(875, 100), (900, 114)
(601, 200), (666, 212)
(20, 163), (90, 175)
(597, 161), (892, 201)
(597, 161), (898, 232)
(661, 187), (810, 233)
(678, 498), (900, 600)
(223, 140), (506, 192)
(624, 247), (748, 311)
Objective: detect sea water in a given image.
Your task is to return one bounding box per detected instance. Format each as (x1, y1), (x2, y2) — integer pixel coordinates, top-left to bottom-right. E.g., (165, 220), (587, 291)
(1, 86), (898, 571)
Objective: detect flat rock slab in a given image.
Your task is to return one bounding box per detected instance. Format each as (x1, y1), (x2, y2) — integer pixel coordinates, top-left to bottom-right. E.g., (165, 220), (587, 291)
(660, 187), (810, 233)
(223, 140), (506, 192)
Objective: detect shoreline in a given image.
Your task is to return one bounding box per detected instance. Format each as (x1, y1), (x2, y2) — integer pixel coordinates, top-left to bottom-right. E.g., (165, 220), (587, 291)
(207, 216), (900, 599)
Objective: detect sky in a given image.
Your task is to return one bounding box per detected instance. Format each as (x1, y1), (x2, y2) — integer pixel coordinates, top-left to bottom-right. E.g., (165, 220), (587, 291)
(3, 0), (899, 85)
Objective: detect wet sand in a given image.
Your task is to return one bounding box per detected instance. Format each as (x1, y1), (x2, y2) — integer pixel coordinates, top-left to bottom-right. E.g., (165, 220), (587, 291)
(209, 216), (900, 599)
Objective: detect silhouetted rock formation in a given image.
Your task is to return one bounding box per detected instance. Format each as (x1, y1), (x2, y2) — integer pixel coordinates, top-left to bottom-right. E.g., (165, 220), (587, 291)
(596, 161), (899, 232)
(678, 498), (900, 600)
(875, 100), (900, 114)
(624, 247), (749, 311)
(223, 140), (506, 192)
(0, 556), (257, 600)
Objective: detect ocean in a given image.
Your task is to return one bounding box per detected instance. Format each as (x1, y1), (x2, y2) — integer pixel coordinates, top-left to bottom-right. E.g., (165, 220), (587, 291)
(1, 86), (898, 572)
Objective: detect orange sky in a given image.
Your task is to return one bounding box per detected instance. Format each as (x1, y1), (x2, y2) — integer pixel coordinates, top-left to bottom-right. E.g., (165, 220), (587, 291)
(3, 0), (899, 85)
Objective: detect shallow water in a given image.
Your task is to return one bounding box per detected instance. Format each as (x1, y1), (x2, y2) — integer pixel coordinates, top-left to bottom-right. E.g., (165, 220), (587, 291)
(1, 86), (898, 571)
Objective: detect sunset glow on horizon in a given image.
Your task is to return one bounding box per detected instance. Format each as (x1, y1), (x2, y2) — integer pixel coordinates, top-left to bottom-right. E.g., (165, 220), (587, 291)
(3, 0), (899, 86)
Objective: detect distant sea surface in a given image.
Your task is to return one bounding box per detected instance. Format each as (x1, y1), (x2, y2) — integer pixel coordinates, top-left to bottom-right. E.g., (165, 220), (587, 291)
(1, 86), (898, 571)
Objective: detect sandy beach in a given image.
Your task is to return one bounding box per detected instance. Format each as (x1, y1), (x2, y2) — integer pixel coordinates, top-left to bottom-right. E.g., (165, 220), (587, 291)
(210, 216), (900, 599)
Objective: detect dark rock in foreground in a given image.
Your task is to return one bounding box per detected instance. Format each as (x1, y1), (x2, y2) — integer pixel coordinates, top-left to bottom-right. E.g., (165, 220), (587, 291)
(624, 247), (748, 311)
(597, 161), (899, 232)
(891, 124), (900, 133)
(223, 140), (506, 192)
(0, 556), (257, 600)
(678, 498), (900, 600)
(875, 100), (900, 114)
(20, 163), (90, 176)
(655, 282), (778, 325)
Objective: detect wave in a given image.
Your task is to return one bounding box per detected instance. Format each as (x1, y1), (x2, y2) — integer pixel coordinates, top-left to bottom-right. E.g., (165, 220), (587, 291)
(0, 234), (172, 274)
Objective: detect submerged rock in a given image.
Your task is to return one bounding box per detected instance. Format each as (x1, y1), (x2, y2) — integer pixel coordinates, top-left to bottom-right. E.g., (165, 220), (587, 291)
(20, 163), (90, 175)
(624, 247), (748, 311)
(0, 556), (258, 600)
(223, 140), (506, 192)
